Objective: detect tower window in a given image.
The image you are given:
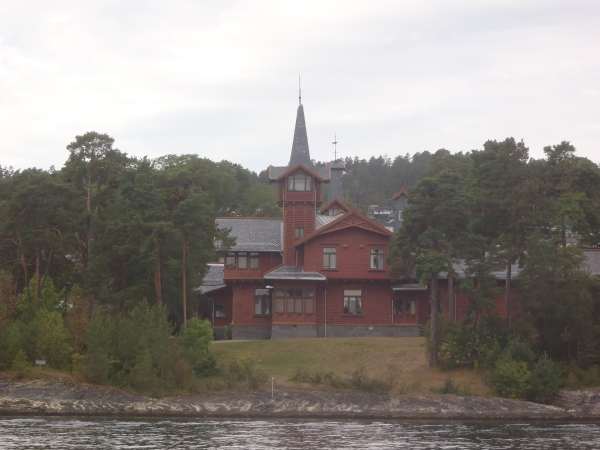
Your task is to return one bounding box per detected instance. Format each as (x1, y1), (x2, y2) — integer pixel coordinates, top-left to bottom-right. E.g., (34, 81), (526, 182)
(295, 227), (305, 238)
(288, 173), (312, 191)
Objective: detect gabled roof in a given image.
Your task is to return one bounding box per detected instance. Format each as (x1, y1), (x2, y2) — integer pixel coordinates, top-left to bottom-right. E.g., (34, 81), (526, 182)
(216, 217), (283, 252)
(295, 209), (394, 247)
(320, 198), (349, 215)
(197, 264), (226, 294)
(392, 188), (408, 200)
(264, 265), (327, 281)
(269, 163), (327, 182)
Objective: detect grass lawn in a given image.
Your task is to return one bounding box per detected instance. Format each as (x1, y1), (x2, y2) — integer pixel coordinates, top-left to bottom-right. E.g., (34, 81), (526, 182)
(208, 337), (491, 396)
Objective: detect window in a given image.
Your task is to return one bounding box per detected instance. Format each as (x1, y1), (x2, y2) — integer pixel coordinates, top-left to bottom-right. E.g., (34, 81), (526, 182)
(238, 252), (247, 269)
(323, 247), (337, 269)
(254, 289), (270, 315)
(394, 297), (417, 315)
(288, 173), (312, 191)
(295, 227), (305, 238)
(249, 252), (259, 269)
(398, 211), (402, 221)
(274, 287), (314, 314)
(344, 289), (362, 315)
(215, 304), (226, 318)
(370, 248), (384, 269)
(226, 252), (236, 269)
(329, 208), (340, 216)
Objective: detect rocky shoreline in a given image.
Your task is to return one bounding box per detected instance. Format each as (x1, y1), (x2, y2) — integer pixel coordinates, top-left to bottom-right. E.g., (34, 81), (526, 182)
(1, 377), (599, 421)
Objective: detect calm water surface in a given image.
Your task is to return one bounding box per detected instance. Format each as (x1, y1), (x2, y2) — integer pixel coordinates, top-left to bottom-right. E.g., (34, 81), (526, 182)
(0, 418), (599, 449)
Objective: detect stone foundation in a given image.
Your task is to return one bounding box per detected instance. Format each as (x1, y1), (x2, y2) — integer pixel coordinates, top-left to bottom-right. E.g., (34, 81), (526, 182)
(271, 324), (318, 339)
(232, 325), (272, 340)
(231, 324), (420, 340)
(317, 325), (421, 338)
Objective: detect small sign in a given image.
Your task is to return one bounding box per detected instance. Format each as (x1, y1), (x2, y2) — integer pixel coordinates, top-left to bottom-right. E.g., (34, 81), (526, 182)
(35, 360), (46, 366)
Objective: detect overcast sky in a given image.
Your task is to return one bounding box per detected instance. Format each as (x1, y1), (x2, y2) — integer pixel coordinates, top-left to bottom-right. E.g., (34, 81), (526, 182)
(1, 1), (599, 174)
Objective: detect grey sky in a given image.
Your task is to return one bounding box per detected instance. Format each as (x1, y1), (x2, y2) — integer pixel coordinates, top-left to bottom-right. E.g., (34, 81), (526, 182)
(1, 0), (599, 173)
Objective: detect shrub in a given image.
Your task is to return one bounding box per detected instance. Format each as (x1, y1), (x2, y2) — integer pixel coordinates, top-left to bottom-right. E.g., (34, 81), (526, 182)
(528, 353), (563, 403)
(181, 317), (216, 377)
(438, 321), (473, 369)
(11, 349), (30, 379)
(31, 310), (73, 370)
(235, 355), (267, 390)
(323, 371), (347, 388)
(490, 360), (531, 399)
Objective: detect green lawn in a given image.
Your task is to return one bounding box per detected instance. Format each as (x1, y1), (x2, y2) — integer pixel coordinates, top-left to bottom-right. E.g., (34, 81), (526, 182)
(209, 337), (490, 395)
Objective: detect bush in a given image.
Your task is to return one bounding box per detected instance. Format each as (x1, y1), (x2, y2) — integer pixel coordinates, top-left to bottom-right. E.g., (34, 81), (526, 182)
(528, 353), (563, 403)
(236, 355), (267, 390)
(31, 310), (73, 370)
(438, 321), (473, 369)
(180, 317), (216, 377)
(11, 349), (30, 379)
(491, 360), (531, 399)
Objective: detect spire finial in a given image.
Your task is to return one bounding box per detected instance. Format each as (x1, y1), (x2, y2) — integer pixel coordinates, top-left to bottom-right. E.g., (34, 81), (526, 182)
(332, 133), (338, 160)
(299, 75), (302, 105)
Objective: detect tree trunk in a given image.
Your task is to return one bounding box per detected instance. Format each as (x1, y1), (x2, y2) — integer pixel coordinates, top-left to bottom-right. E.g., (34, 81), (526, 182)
(447, 241), (454, 323)
(35, 244), (42, 300)
(21, 252), (31, 303)
(429, 274), (439, 366)
(40, 250), (53, 294)
(86, 170), (95, 318)
(505, 262), (511, 321)
(155, 257), (162, 305)
(182, 233), (188, 329)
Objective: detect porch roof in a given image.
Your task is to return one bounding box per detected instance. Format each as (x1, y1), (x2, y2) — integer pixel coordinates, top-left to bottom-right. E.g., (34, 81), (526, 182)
(392, 282), (428, 291)
(197, 264), (226, 294)
(264, 266), (327, 281)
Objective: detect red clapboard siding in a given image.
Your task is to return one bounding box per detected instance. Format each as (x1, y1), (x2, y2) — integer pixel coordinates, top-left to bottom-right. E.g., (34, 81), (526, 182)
(284, 203), (315, 266)
(210, 288), (233, 327)
(318, 280), (393, 326)
(232, 281), (273, 326)
(302, 227), (391, 280)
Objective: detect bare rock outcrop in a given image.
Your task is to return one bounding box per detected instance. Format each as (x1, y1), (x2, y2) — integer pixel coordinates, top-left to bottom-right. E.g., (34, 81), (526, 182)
(0, 377), (598, 420)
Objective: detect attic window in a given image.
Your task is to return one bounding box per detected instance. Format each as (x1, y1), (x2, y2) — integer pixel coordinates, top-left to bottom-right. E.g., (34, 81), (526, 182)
(288, 173), (312, 191)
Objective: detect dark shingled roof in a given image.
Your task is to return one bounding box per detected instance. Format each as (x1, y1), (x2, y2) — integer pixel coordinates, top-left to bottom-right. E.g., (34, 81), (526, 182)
(269, 165), (332, 181)
(197, 264), (226, 294)
(442, 250), (600, 280)
(216, 218), (283, 252)
(264, 266), (327, 281)
(289, 104), (311, 167)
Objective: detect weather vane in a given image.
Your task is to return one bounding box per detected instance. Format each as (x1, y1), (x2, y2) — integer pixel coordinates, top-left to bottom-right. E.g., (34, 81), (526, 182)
(332, 133), (338, 160)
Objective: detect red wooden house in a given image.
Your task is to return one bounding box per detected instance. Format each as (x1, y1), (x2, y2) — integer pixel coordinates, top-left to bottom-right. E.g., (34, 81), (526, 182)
(198, 100), (600, 340)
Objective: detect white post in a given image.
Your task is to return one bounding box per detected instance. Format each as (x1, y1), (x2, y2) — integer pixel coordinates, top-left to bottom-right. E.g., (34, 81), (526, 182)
(271, 377), (274, 397)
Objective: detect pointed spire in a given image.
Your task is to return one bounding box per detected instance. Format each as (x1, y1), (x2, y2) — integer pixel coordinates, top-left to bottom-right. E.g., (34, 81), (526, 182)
(299, 75), (302, 105)
(289, 96), (311, 167)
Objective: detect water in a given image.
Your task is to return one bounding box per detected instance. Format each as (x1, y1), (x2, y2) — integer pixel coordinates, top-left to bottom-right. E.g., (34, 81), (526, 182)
(0, 418), (599, 449)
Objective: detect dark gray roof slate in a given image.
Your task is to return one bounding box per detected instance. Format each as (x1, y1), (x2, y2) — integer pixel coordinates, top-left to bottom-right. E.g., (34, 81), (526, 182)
(216, 218), (283, 252)
(443, 251), (600, 280)
(269, 165), (332, 181)
(264, 266), (327, 281)
(197, 264), (226, 294)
